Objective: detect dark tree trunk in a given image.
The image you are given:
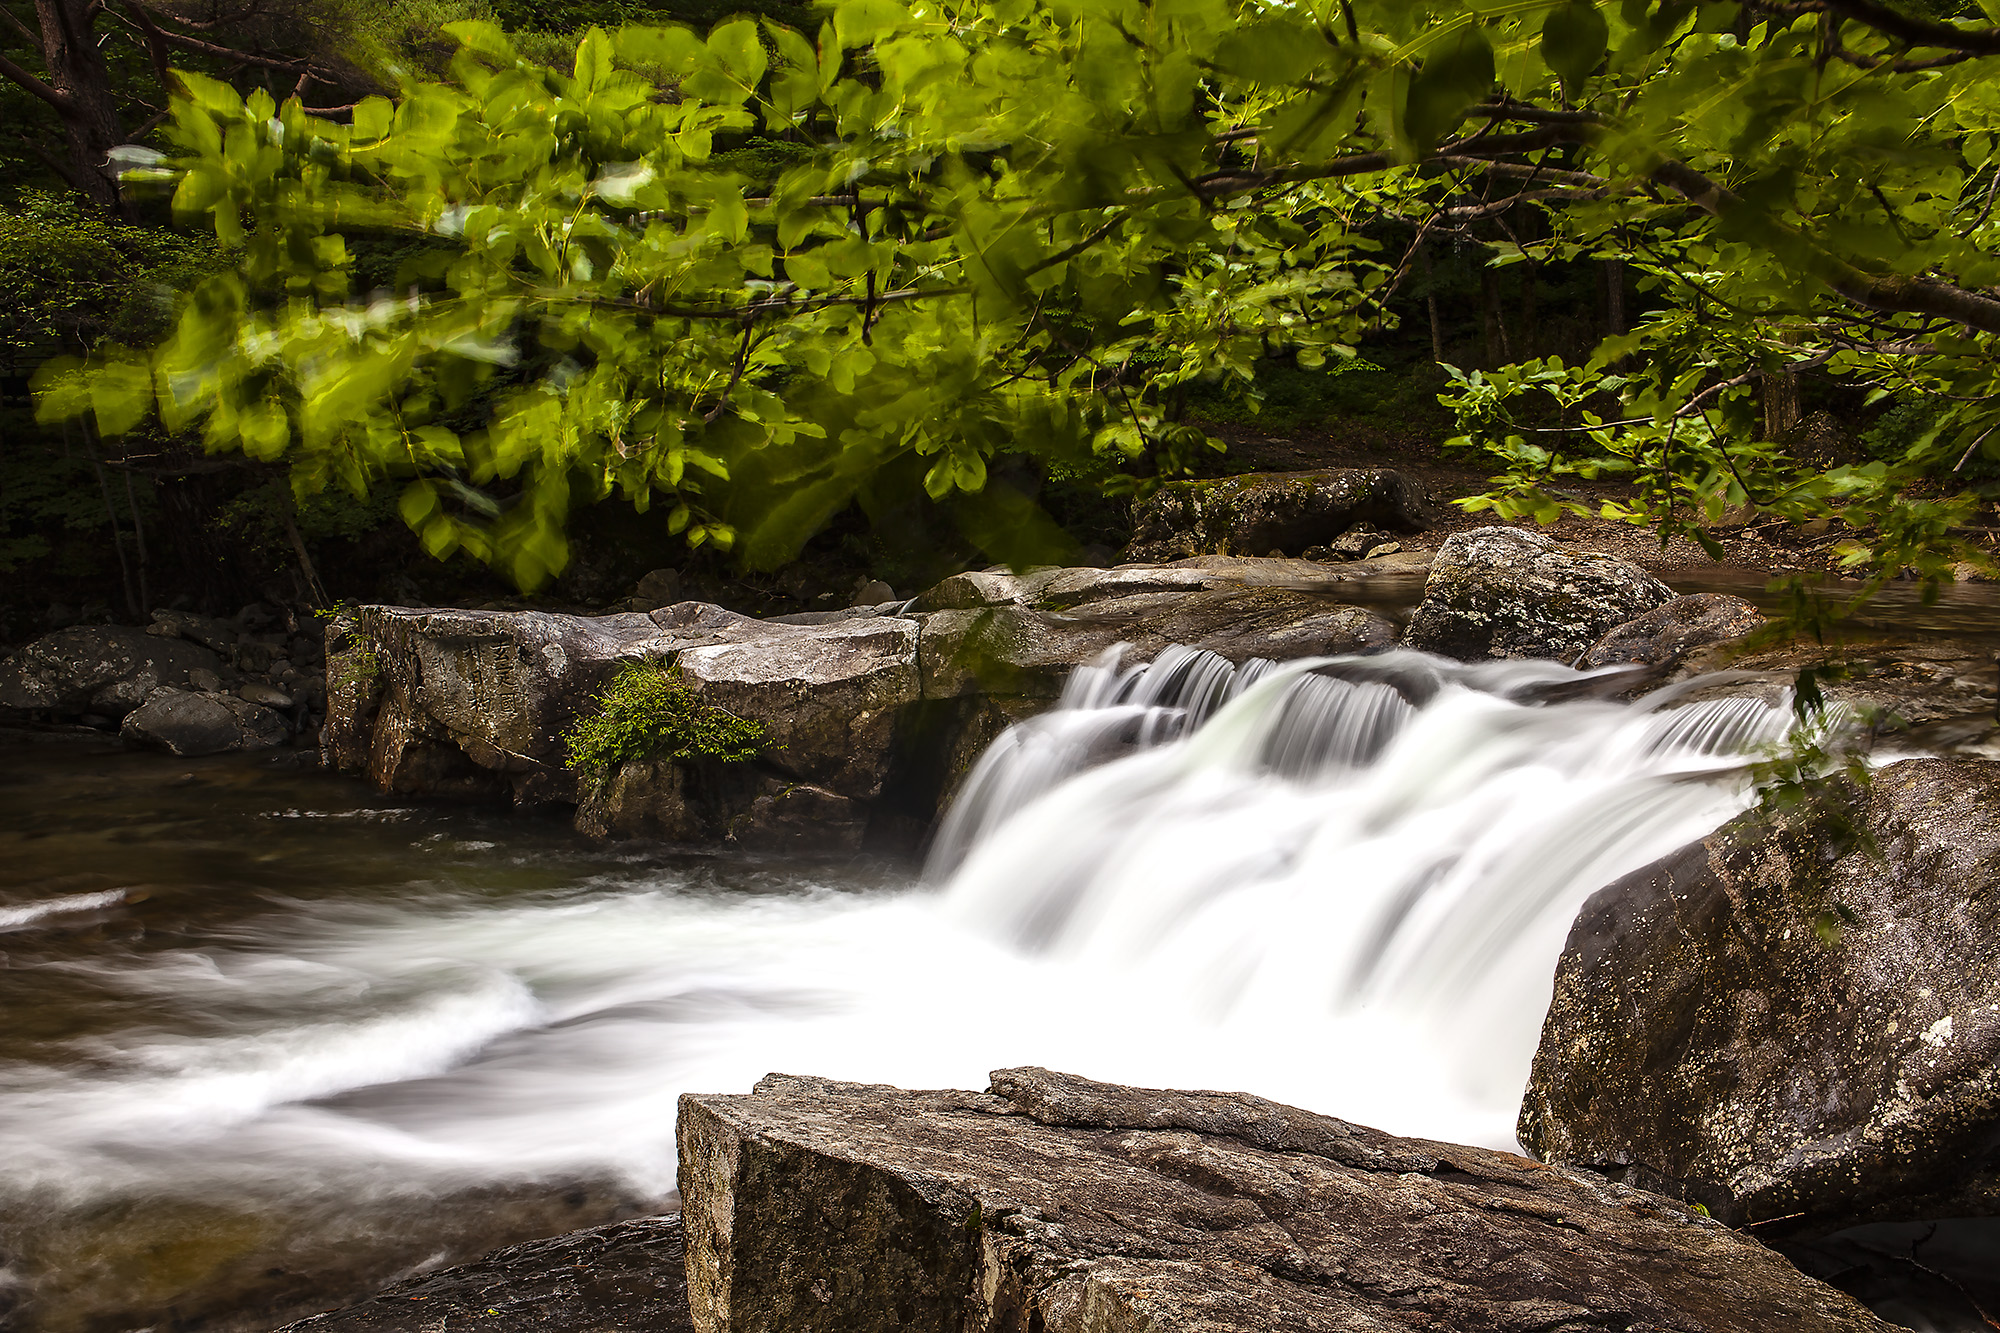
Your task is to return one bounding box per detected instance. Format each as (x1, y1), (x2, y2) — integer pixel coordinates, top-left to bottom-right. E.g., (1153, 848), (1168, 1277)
(1600, 258), (1628, 337)
(1519, 259), (1540, 362)
(28, 0), (127, 211)
(1419, 242), (1444, 364)
(1480, 263), (1512, 367)
(1762, 370), (1801, 441)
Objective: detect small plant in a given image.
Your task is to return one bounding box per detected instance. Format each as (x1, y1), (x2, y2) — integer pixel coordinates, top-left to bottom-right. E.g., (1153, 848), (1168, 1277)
(326, 645), (380, 694)
(563, 661), (764, 773)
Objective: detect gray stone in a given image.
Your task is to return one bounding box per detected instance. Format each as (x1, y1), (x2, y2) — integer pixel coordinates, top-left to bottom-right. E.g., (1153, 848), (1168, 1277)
(678, 1067), (1894, 1333)
(0, 626), (223, 717)
(120, 689), (289, 755)
(188, 668), (224, 694)
(1581, 593), (1766, 670)
(276, 1214), (691, 1333)
(634, 568), (684, 609)
(324, 558), (1414, 845)
(1520, 758), (2000, 1237)
(1126, 468), (1435, 562)
(1405, 527), (1675, 662)
(852, 578), (896, 606)
(146, 608), (240, 653)
(240, 681), (295, 709)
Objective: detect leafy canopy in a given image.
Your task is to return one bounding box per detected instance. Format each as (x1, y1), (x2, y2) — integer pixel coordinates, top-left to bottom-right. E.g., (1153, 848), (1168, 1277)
(39, 0), (2000, 591)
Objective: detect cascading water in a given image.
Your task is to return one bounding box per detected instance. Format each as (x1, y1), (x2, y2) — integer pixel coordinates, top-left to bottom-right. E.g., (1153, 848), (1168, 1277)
(0, 650), (1809, 1325)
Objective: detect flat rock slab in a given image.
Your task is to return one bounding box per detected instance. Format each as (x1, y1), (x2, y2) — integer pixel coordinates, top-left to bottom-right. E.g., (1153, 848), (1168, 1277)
(678, 1067), (1893, 1333)
(278, 1215), (691, 1333)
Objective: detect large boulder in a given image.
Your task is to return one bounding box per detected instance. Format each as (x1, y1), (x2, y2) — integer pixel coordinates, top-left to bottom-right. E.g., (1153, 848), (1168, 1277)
(1520, 758), (2000, 1237)
(323, 602), (923, 846)
(1581, 593), (1766, 670)
(678, 1067), (1893, 1333)
(1126, 468), (1435, 562)
(324, 558), (1409, 845)
(0, 625), (222, 717)
(119, 688), (289, 756)
(1405, 527), (1674, 662)
(277, 1214), (691, 1333)
(914, 557), (1401, 701)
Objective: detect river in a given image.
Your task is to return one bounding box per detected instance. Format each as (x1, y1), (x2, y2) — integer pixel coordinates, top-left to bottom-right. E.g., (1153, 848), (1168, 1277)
(0, 634), (1838, 1331)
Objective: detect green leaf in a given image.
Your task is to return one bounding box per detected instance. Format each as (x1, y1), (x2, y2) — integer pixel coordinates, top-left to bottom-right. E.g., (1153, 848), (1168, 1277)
(1403, 24), (1493, 157)
(833, 0), (907, 49)
(1541, 2), (1608, 98)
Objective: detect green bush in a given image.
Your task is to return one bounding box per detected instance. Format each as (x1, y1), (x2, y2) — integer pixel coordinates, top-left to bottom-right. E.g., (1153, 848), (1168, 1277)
(563, 661), (764, 772)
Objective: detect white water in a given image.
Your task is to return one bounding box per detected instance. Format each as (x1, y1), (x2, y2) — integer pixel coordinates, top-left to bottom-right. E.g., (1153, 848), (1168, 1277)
(1, 648), (1799, 1216)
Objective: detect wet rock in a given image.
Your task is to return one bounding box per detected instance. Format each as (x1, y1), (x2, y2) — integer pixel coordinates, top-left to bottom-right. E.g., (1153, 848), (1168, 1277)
(919, 593), (1394, 701)
(277, 1214), (691, 1333)
(120, 689), (289, 755)
(1406, 527), (1675, 662)
(189, 667), (224, 694)
(324, 603), (920, 845)
(0, 626), (222, 717)
(1126, 468), (1435, 562)
(324, 558), (1416, 844)
(1520, 758), (2000, 1237)
(240, 681), (295, 709)
(1581, 593), (1766, 670)
(678, 1066), (1894, 1333)
(146, 608), (239, 654)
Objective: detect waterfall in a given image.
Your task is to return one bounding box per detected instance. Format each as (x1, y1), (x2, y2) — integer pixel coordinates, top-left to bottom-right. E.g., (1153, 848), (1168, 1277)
(929, 646), (1797, 1116)
(0, 647), (1808, 1236)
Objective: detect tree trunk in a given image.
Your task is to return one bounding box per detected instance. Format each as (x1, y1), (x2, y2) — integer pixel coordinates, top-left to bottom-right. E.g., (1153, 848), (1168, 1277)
(1519, 259), (1540, 362)
(1419, 242), (1444, 364)
(1601, 258), (1628, 337)
(1763, 371), (1801, 441)
(30, 0), (127, 211)
(1480, 262), (1512, 367)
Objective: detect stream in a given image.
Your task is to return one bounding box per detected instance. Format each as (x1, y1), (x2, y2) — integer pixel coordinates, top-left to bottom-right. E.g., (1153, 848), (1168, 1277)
(0, 637), (1826, 1331)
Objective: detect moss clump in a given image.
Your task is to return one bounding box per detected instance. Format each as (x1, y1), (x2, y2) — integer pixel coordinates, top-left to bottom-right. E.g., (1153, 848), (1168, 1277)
(563, 661), (764, 773)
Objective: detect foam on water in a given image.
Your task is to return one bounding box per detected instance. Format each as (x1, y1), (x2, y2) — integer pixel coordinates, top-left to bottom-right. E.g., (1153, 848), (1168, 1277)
(0, 649), (1804, 1218)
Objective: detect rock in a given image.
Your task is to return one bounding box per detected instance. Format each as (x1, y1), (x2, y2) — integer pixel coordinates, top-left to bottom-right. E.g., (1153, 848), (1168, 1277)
(1581, 593), (1767, 670)
(323, 603), (922, 844)
(276, 1214), (691, 1333)
(146, 608), (239, 653)
(1520, 757), (2000, 1237)
(1405, 527), (1675, 662)
(0, 626), (223, 717)
(240, 681), (295, 709)
(189, 667), (224, 694)
(1127, 468), (1435, 562)
(323, 559), (1411, 844)
(678, 1067), (1894, 1333)
(852, 578), (897, 606)
(634, 568), (683, 609)
(120, 689), (290, 755)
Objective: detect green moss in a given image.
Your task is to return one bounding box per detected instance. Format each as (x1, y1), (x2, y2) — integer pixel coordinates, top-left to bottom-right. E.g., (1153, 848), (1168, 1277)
(564, 661), (764, 773)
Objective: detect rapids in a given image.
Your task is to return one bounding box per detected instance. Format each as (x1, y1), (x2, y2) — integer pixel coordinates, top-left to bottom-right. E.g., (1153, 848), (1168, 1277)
(0, 646), (1805, 1327)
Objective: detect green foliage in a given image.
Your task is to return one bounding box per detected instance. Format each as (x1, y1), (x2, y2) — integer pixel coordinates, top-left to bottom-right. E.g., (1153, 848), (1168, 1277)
(32, 0), (2000, 603)
(0, 192), (214, 359)
(563, 660), (763, 771)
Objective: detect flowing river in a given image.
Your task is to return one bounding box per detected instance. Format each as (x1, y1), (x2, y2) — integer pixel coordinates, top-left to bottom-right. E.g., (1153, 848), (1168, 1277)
(1, 647), (1809, 1330)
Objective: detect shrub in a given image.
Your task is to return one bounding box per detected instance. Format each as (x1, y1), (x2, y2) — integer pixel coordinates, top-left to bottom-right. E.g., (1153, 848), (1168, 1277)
(563, 661), (763, 772)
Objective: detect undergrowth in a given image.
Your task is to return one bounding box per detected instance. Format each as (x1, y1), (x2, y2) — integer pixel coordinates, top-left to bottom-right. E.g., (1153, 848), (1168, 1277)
(563, 660), (764, 772)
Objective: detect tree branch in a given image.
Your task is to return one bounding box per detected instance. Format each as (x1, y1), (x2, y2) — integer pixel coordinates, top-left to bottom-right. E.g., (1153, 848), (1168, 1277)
(1648, 158), (2000, 334)
(120, 5), (318, 75)
(1820, 0), (2000, 54)
(0, 4), (40, 45)
(0, 49), (76, 113)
